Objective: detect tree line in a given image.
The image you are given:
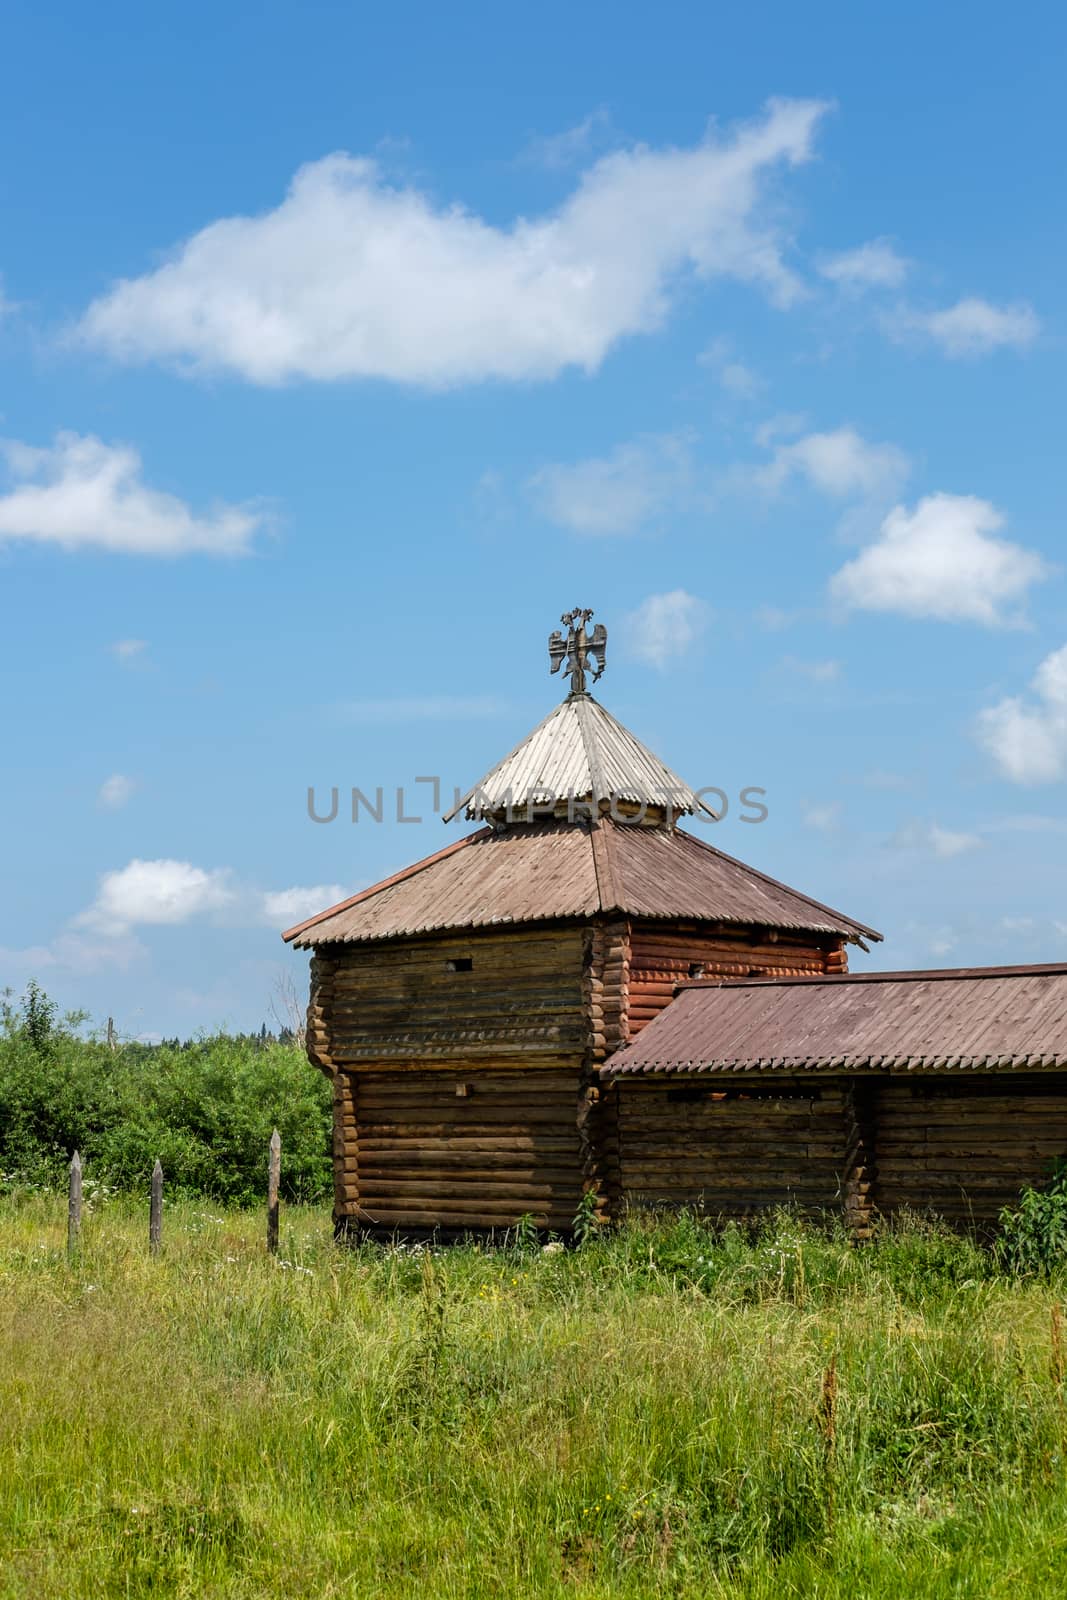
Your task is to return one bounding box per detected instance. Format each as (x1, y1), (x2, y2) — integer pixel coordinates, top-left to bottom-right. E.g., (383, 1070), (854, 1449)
(0, 982), (332, 1204)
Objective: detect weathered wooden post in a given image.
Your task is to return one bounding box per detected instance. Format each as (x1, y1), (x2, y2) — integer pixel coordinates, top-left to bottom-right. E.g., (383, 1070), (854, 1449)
(149, 1158), (163, 1256)
(67, 1151), (83, 1257)
(267, 1129), (281, 1255)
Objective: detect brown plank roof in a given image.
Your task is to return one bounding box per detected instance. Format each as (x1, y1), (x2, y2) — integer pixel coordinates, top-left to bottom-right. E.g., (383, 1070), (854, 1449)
(282, 819), (881, 949)
(600, 963), (1067, 1077)
(443, 693), (715, 821)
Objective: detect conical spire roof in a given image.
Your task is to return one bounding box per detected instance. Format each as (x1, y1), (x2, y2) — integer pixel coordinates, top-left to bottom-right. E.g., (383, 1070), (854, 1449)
(443, 692), (713, 824)
(283, 608), (882, 953)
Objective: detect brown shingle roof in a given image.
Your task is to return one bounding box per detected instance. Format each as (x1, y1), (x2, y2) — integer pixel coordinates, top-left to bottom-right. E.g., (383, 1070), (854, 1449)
(282, 819), (881, 948)
(600, 963), (1067, 1077)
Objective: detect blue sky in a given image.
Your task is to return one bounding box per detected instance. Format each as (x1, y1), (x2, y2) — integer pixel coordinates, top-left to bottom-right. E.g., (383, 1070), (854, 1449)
(2, 1), (1066, 1037)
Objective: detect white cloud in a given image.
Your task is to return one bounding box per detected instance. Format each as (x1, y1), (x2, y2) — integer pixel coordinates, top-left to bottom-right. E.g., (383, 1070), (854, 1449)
(830, 493), (1048, 624)
(979, 813), (1067, 835)
(262, 884), (349, 927)
(0, 932), (144, 980)
(110, 638), (147, 662)
(719, 361), (761, 397)
(529, 432), (694, 535)
(79, 99), (827, 388)
(77, 859), (235, 935)
(891, 296), (1039, 357)
(862, 768), (912, 791)
(521, 109), (615, 170)
(622, 590), (709, 668)
(818, 238), (910, 289)
(754, 413), (807, 449)
(976, 643), (1067, 783)
(0, 434), (262, 556)
(889, 819), (982, 858)
(699, 336), (763, 396)
(98, 774), (135, 810)
(804, 801), (842, 831)
(784, 656), (841, 683)
(757, 425), (910, 499)
(754, 604), (798, 631)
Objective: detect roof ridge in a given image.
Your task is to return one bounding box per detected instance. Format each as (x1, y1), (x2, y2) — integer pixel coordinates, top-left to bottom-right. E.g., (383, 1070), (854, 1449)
(571, 695), (609, 802)
(672, 825), (882, 943)
(280, 827), (491, 943)
(589, 817), (624, 910)
(680, 961), (1067, 989)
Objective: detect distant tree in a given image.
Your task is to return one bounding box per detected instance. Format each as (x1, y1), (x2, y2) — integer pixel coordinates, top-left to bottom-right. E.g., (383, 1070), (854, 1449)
(22, 980), (57, 1057)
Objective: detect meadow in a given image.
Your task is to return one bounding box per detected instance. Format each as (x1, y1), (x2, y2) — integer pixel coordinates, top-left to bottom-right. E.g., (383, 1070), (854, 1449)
(2, 1195), (1067, 1599)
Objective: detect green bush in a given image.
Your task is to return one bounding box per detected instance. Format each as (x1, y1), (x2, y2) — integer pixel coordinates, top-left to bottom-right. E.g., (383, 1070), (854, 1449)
(0, 984), (332, 1204)
(997, 1160), (1067, 1275)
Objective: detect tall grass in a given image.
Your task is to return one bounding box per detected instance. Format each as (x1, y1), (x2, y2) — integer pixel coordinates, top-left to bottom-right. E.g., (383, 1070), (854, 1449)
(2, 1199), (1066, 1597)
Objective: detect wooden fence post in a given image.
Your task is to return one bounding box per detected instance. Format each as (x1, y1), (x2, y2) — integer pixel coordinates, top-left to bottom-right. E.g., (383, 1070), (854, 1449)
(267, 1129), (281, 1254)
(150, 1159), (163, 1256)
(68, 1151), (82, 1257)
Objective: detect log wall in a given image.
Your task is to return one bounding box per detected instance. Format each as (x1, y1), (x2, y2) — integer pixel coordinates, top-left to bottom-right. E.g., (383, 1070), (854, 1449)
(627, 923), (845, 1036)
(612, 1071), (1067, 1232)
(313, 922), (593, 1232)
(616, 1077), (850, 1216)
(323, 925), (587, 1065)
(335, 1067), (586, 1235)
(875, 1077), (1067, 1228)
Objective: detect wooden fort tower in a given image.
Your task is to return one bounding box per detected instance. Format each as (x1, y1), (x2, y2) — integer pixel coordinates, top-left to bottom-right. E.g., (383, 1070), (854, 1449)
(284, 610), (880, 1236)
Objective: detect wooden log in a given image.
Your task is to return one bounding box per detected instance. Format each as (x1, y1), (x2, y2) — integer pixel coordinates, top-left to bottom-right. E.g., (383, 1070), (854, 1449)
(150, 1159), (163, 1256)
(358, 1177), (582, 1200)
(355, 1072), (581, 1094)
(353, 1208), (558, 1230)
(67, 1151), (82, 1257)
(353, 1194), (578, 1218)
(359, 1146), (580, 1170)
(357, 1163), (580, 1185)
(353, 1111), (577, 1134)
(267, 1129), (281, 1255)
(356, 1132), (580, 1153)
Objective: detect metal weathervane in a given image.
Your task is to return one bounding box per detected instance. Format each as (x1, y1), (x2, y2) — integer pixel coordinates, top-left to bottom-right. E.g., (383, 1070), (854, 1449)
(549, 608), (607, 697)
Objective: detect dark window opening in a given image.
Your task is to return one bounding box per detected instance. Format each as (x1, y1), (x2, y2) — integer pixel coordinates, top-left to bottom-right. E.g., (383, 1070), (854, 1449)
(688, 962), (705, 979)
(446, 957), (473, 973)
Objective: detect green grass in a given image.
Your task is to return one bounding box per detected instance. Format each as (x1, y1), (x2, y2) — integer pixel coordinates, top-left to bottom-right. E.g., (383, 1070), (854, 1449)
(2, 1197), (1067, 1598)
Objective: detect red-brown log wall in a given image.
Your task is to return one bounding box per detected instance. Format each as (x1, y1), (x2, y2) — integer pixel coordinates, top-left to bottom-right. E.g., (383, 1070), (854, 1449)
(627, 922), (846, 1037)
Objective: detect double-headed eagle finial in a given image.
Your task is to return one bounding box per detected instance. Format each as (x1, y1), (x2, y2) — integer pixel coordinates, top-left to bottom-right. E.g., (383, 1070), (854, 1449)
(548, 608), (607, 697)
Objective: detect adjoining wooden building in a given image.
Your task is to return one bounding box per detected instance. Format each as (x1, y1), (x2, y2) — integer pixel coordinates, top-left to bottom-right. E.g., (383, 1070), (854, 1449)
(283, 610), (880, 1237)
(600, 964), (1067, 1234)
